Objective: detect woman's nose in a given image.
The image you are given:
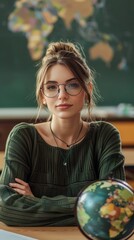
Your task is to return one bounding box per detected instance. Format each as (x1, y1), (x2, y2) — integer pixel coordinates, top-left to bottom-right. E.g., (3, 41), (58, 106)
(57, 85), (68, 99)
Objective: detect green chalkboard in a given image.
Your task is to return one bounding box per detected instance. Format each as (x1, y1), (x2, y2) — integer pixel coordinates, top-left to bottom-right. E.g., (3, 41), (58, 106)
(0, 0), (134, 108)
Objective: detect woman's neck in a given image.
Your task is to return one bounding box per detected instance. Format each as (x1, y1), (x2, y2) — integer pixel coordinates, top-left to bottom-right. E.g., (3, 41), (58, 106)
(50, 117), (84, 148)
(51, 117), (82, 136)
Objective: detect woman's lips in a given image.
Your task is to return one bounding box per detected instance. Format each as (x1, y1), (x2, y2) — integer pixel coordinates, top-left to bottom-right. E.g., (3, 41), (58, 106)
(56, 104), (72, 109)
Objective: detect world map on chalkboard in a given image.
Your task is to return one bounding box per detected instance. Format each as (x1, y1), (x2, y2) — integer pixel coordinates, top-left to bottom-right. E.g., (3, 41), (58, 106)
(0, 0), (134, 108)
(7, 0), (134, 70)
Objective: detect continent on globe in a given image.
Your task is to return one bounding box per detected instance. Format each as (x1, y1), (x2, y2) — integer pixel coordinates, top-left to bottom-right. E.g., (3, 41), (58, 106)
(76, 179), (134, 240)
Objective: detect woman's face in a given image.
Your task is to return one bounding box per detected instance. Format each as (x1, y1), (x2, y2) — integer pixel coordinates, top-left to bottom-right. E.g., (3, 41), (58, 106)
(42, 64), (86, 120)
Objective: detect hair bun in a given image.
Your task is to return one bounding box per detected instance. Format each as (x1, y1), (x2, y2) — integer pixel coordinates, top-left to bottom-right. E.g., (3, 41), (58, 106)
(46, 41), (82, 58)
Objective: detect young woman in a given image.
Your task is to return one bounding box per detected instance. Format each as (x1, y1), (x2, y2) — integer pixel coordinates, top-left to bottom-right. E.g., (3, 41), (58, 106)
(0, 41), (125, 226)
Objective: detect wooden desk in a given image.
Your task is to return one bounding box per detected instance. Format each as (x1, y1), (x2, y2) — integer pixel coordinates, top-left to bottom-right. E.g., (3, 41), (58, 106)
(109, 121), (134, 148)
(0, 152), (4, 171)
(0, 223), (86, 240)
(0, 223), (133, 240)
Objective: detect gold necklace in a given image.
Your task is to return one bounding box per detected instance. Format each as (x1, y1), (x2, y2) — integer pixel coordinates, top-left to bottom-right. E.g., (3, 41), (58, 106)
(50, 121), (83, 148)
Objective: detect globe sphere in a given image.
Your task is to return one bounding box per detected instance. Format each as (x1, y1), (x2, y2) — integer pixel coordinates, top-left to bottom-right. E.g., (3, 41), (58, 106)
(75, 179), (134, 240)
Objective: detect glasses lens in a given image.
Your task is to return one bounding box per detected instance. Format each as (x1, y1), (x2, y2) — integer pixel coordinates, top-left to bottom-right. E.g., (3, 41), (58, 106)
(66, 81), (82, 95)
(44, 83), (58, 97)
(42, 80), (82, 97)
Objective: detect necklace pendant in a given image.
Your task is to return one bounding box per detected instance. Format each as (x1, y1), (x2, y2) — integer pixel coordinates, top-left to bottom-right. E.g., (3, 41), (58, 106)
(50, 121), (83, 149)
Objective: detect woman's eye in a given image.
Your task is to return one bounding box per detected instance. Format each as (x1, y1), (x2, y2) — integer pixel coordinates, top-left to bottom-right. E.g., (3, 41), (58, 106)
(47, 85), (57, 90)
(68, 82), (80, 88)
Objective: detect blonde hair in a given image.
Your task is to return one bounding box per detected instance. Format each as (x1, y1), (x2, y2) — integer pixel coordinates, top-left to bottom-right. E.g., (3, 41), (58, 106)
(36, 41), (99, 120)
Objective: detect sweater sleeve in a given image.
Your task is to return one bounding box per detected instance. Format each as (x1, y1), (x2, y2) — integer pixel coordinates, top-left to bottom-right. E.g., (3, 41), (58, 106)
(96, 122), (126, 180)
(0, 123), (76, 226)
(0, 185), (76, 226)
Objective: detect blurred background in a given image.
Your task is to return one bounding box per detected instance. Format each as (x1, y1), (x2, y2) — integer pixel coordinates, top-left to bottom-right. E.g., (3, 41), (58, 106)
(0, 0), (134, 108)
(0, 0), (134, 185)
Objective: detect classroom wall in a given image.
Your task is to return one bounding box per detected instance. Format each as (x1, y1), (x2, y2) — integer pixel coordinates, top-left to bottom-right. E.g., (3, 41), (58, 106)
(0, 0), (134, 108)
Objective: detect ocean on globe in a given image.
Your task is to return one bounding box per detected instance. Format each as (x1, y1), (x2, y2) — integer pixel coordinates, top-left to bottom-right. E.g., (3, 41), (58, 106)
(75, 179), (134, 240)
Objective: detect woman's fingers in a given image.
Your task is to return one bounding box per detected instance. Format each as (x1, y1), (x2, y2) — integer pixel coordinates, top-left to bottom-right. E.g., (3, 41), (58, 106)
(15, 178), (28, 186)
(11, 188), (28, 195)
(9, 182), (25, 190)
(9, 178), (34, 196)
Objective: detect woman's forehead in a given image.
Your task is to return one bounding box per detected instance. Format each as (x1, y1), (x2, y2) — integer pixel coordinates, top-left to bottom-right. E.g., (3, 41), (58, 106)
(45, 64), (75, 82)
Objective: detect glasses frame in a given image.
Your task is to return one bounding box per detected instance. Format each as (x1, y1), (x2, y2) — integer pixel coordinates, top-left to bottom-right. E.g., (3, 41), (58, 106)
(41, 80), (83, 98)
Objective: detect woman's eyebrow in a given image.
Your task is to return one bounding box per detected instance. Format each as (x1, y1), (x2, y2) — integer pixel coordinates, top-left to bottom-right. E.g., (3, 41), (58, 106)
(45, 77), (77, 84)
(66, 77), (77, 82)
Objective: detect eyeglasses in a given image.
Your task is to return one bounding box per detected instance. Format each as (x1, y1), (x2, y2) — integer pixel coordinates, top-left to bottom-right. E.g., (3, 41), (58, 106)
(41, 80), (82, 98)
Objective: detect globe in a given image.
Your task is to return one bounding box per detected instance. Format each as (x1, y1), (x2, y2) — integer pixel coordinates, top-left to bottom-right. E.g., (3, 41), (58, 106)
(75, 179), (134, 240)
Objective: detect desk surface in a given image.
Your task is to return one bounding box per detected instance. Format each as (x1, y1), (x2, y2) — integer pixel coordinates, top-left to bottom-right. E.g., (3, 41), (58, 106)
(0, 223), (86, 240)
(0, 223), (134, 240)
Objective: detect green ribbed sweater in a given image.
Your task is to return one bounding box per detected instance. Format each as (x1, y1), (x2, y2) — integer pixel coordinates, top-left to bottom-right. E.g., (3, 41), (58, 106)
(0, 121), (125, 226)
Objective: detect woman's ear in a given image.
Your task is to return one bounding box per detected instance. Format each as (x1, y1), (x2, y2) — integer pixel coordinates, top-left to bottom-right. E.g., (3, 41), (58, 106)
(40, 89), (47, 105)
(85, 82), (93, 102)
(88, 82), (93, 94)
(42, 96), (47, 105)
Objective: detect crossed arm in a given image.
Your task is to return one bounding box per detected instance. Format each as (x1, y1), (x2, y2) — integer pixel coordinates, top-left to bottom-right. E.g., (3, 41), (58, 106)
(9, 178), (34, 196)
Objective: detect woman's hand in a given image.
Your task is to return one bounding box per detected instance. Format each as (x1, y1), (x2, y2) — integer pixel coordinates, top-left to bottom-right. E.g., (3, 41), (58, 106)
(9, 178), (34, 197)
